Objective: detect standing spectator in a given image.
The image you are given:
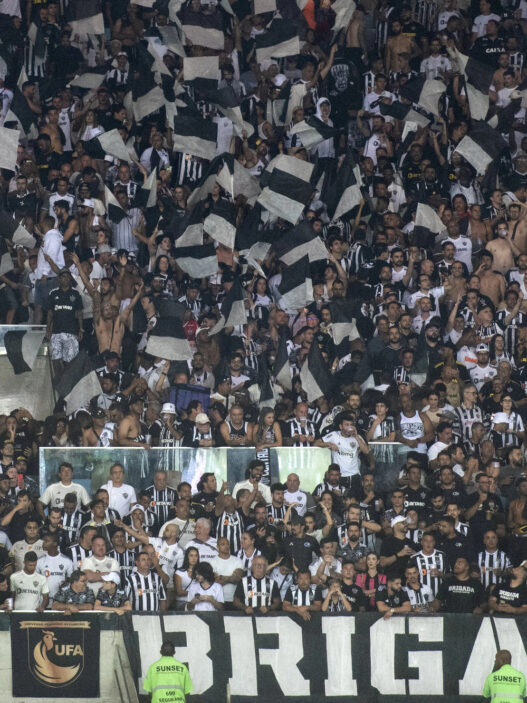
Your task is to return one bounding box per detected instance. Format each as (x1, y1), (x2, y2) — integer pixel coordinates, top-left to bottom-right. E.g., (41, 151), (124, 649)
(11, 552), (49, 611)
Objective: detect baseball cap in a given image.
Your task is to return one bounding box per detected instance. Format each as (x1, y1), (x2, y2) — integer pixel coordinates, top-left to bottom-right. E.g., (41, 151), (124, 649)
(162, 402), (176, 414)
(102, 572), (121, 585)
(128, 503), (145, 515)
(195, 413), (210, 425)
(476, 343), (489, 353)
(82, 199), (95, 208)
(97, 244), (111, 254)
(273, 74), (287, 87)
(391, 515), (406, 527)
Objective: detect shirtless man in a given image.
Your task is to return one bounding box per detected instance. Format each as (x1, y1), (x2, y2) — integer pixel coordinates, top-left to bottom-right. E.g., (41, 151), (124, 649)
(507, 203), (527, 255)
(345, 6), (367, 58)
(468, 204), (492, 248)
(41, 106), (64, 154)
(475, 250), (506, 306)
(385, 19), (419, 73)
(445, 261), (467, 303)
(486, 222), (517, 274)
(118, 396), (150, 448)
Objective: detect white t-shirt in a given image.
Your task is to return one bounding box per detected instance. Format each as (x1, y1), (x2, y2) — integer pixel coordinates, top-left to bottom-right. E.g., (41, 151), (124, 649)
(99, 481), (137, 517)
(231, 480), (272, 506)
(10, 540), (45, 572)
(322, 431), (361, 477)
(185, 537), (218, 563)
(472, 12), (501, 37)
(36, 552), (74, 599)
(210, 554), (244, 602)
(187, 581), (224, 611)
(470, 364), (497, 390)
(420, 55), (452, 80)
(159, 518), (196, 548)
(148, 537), (183, 579)
(81, 555), (120, 595)
(444, 236), (473, 272)
(40, 481), (91, 510)
(284, 490), (308, 516)
(11, 570), (49, 610)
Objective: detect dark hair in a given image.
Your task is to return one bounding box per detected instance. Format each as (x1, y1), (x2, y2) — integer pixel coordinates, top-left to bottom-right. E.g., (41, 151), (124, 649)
(181, 546), (199, 573)
(160, 641), (176, 657)
(195, 561), (215, 583)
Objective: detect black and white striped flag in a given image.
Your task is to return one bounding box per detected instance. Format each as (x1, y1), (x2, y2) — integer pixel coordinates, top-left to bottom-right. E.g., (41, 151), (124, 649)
(4, 329), (46, 374)
(145, 317), (192, 360)
(380, 101), (430, 127)
(63, 0), (104, 35)
(175, 244), (217, 279)
(300, 336), (332, 402)
(290, 116), (338, 149)
(449, 47), (494, 121)
(274, 330), (292, 390)
(257, 155), (314, 224)
(105, 186), (127, 223)
(131, 70), (165, 123)
(327, 152), (363, 221)
(255, 20), (300, 63)
(183, 56), (219, 94)
(413, 203), (445, 247)
(85, 128), (134, 163)
(398, 76), (446, 118)
(174, 206), (204, 248)
(173, 115), (217, 161)
(329, 301), (360, 345)
(204, 199), (237, 250)
(454, 121), (508, 175)
(135, 168), (157, 210)
(278, 254), (313, 310)
(4, 84), (38, 140)
(275, 221), (327, 265)
(0, 211), (36, 249)
(53, 350), (101, 414)
(183, 11), (225, 50)
(209, 277), (247, 335)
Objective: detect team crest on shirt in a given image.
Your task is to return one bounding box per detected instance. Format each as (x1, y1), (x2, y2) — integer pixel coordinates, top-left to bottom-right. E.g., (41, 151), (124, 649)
(59, 564), (64, 570)
(123, 493), (128, 499)
(33, 581), (38, 587)
(304, 542), (311, 547)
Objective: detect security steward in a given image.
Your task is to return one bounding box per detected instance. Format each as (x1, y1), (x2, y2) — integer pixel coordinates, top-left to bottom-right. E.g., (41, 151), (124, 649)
(143, 641), (193, 703)
(483, 649), (526, 703)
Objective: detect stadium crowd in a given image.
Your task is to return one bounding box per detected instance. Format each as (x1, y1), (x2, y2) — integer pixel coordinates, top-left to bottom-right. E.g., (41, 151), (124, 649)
(0, 0), (527, 617)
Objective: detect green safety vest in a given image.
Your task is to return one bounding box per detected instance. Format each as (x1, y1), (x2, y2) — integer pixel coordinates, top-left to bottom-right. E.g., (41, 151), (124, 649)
(482, 664), (526, 703)
(143, 656), (193, 703)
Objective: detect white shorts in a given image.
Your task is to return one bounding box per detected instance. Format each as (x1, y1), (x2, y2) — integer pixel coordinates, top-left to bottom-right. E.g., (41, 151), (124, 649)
(50, 333), (79, 362)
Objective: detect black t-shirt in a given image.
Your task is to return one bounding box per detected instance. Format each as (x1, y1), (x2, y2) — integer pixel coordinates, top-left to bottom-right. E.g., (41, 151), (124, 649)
(493, 580), (527, 609)
(403, 485), (430, 516)
(436, 576), (484, 612)
(375, 584), (410, 608)
(282, 535), (320, 572)
(341, 582), (367, 611)
(380, 536), (413, 575)
(48, 287), (83, 335)
(326, 49), (363, 112)
(437, 534), (475, 566)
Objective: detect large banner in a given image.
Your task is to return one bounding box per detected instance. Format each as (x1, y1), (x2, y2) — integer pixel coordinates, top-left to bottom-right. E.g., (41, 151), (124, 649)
(11, 613), (100, 698)
(123, 613), (527, 703)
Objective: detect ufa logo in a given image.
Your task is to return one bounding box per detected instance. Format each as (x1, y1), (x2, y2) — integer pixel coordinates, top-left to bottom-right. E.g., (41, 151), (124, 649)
(21, 620), (90, 688)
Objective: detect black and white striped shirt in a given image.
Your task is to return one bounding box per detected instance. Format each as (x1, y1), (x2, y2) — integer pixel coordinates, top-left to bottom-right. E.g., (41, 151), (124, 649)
(453, 404), (484, 441)
(286, 418), (318, 447)
(496, 309), (527, 355)
(236, 548), (261, 573)
(216, 510), (244, 555)
(66, 543), (92, 569)
(477, 550), (511, 589)
(108, 548), (138, 587)
(409, 549), (448, 596)
(60, 510), (87, 545)
(403, 584), (435, 608)
(284, 584), (321, 606)
(266, 503), (287, 526)
(239, 574), (279, 609)
(145, 485), (177, 525)
(126, 570), (166, 611)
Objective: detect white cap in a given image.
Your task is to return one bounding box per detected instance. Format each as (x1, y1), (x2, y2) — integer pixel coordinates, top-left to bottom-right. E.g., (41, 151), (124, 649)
(260, 59), (278, 72)
(128, 503), (145, 516)
(195, 412), (210, 425)
(391, 515), (406, 527)
(476, 343), (489, 353)
(102, 572), (121, 585)
(162, 402), (176, 414)
(273, 74), (287, 87)
(82, 199), (95, 208)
